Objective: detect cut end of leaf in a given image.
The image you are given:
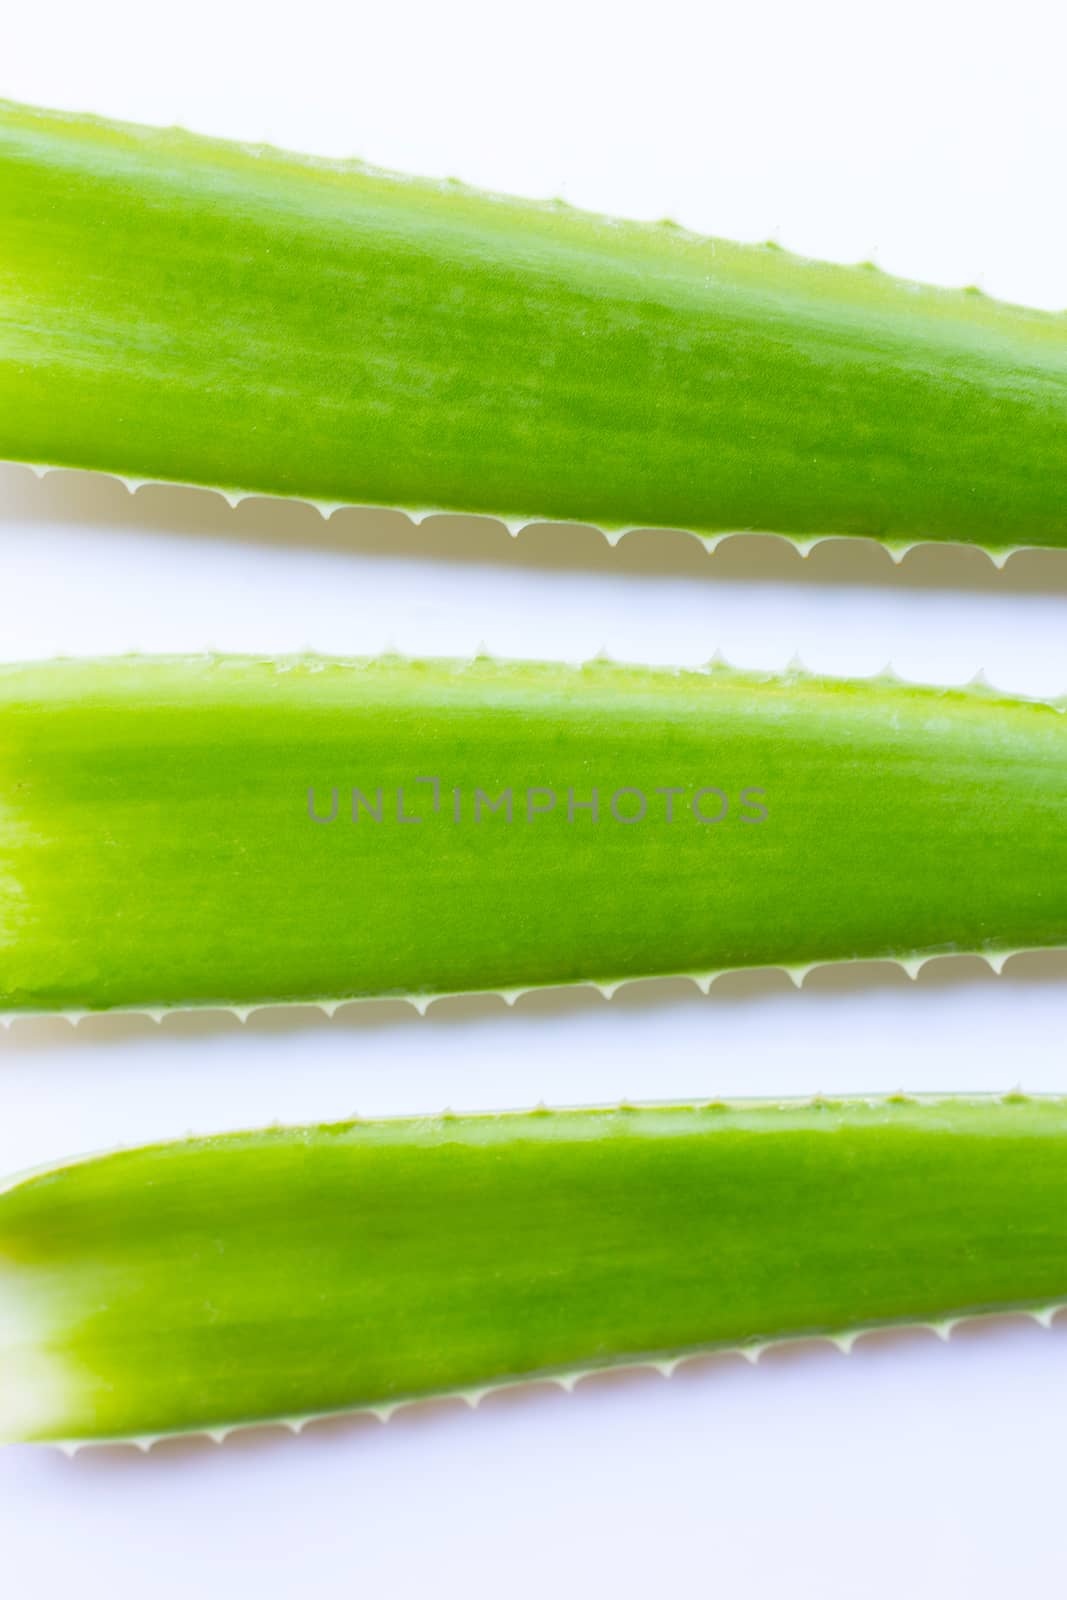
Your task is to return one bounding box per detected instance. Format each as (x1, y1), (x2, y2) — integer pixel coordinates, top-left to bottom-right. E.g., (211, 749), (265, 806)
(0, 1265), (83, 1444)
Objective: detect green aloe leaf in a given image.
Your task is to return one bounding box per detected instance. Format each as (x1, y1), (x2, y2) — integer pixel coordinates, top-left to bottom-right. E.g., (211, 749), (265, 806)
(3, 1095), (1067, 1445)
(0, 653), (1064, 1016)
(1, 99), (1064, 557)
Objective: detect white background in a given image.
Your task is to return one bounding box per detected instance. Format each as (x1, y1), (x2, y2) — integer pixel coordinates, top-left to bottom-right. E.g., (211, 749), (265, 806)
(2, 4), (1067, 1594)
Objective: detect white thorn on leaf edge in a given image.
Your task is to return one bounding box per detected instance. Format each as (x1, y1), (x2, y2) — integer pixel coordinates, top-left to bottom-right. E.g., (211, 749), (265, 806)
(1, 947), (1060, 1032)
(9, 463), (1047, 576)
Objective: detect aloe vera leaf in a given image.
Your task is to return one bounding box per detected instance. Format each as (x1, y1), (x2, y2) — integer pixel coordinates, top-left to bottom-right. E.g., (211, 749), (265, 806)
(0, 653), (1064, 1015)
(1, 101), (1064, 556)
(3, 1095), (1067, 1445)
